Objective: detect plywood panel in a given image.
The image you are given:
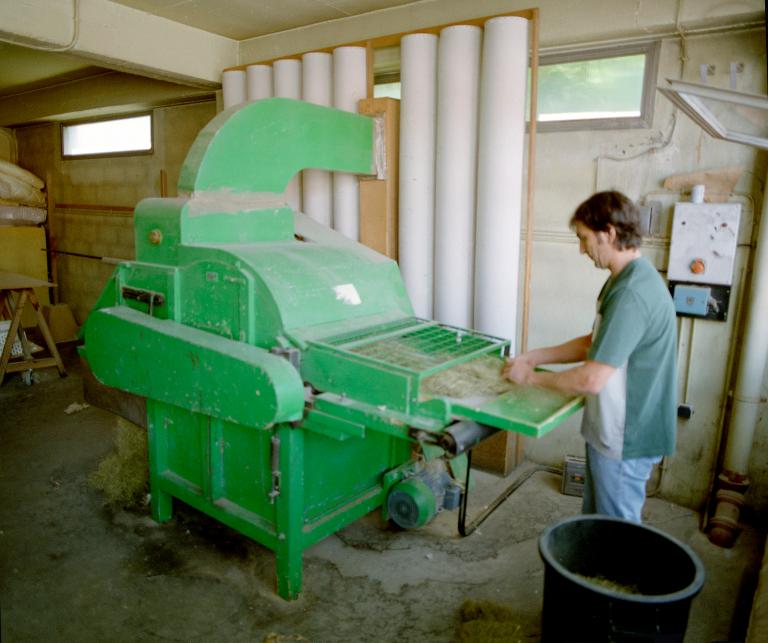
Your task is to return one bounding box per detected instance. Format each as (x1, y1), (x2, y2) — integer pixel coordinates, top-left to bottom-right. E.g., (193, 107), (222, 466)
(0, 226), (50, 326)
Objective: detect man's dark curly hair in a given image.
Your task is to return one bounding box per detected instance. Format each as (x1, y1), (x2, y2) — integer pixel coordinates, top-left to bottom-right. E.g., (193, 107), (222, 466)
(569, 191), (643, 250)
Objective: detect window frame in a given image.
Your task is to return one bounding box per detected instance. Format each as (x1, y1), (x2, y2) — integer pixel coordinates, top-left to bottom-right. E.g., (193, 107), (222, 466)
(60, 112), (154, 160)
(536, 41), (660, 132)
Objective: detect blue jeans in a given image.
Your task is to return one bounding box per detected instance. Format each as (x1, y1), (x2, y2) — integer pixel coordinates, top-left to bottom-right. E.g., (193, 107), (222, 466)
(582, 443), (661, 523)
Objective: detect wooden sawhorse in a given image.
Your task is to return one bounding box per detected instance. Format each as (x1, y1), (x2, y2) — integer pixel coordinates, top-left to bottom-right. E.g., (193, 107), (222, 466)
(0, 271), (66, 385)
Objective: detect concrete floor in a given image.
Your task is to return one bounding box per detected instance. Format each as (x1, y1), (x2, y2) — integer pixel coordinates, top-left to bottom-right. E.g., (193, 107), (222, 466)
(1, 349), (765, 642)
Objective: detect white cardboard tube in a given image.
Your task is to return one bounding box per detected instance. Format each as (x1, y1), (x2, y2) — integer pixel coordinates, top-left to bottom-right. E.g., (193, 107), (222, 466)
(434, 25), (482, 328)
(246, 64), (273, 100)
(222, 69), (246, 109)
(398, 33), (438, 319)
(302, 52), (333, 226)
(724, 165), (768, 473)
(332, 46), (367, 240)
(474, 16), (528, 343)
(273, 59), (302, 212)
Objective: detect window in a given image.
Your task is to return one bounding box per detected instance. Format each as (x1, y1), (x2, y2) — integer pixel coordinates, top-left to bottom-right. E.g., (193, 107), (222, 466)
(658, 79), (768, 150)
(373, 45), (401, 99)
(61, 114), (153, 158)
(535, 42), (660, 131)
(374, 82), (401, 99)
(371, 42), (660, 131)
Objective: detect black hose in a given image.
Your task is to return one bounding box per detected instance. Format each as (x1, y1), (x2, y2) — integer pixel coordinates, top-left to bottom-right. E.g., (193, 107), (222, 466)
(458, 450), (562, 537)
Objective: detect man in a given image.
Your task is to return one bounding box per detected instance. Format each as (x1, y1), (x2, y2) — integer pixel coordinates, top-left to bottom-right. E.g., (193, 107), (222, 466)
(503, 191), (676, 523)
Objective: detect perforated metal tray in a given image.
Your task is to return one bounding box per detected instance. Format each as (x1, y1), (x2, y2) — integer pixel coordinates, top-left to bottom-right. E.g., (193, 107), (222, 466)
(322, 318), (507, 377)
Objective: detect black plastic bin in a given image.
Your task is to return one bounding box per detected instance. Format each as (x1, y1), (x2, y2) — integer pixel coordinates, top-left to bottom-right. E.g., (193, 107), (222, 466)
(538, 515), (705, 643)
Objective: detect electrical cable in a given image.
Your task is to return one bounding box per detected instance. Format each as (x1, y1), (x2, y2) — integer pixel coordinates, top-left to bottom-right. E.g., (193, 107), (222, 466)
(593, 0), (688, 187)
(458, 449), (562, 537)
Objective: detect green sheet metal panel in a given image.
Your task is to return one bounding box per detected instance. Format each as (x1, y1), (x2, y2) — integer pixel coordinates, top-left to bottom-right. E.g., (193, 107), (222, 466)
(133, 198), (184, 264)
(449, 387), (584, 437)
(117, 262), (178, 321)
(301, 345), (413, 413)
(156, 403), (208, 493)
(179, 99), (374, 195)
(219, 418), (275, 520)
(232, 243), (412, 336)
(85, 306), (304, 428)
(178, 259), (248, 341)
(301, 429), (410, 523)
(182, 204), (295, 246)
(147, 400), (280, 552)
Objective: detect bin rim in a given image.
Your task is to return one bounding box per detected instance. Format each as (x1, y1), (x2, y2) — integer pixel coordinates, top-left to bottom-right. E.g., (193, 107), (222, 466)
(538, 514), (706, 604)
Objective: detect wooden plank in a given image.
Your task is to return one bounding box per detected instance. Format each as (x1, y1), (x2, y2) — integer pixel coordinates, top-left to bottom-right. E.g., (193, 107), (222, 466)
(0, 271), (54, 290)
(28, 289), (66, 375)
(0, 285), (66, 384)
(358, 97), (399, 260)
(55, 203), (135, 213)
(0, 290), (27, 382)
(5, 357), (58, 373)
(365, 41), (374, 99)
(515, 7), (540, 468)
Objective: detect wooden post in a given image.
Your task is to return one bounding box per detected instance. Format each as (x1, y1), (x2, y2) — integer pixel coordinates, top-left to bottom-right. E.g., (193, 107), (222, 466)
(514, 8), (540, 468)
(365, 41), (375, 99)
(358, 97), (400, 260)
(45, 171), (58, 304)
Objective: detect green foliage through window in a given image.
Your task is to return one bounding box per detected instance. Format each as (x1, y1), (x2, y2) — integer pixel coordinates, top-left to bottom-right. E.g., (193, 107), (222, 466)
(536, 54), (646, 121)
(371, 43), (657, 130)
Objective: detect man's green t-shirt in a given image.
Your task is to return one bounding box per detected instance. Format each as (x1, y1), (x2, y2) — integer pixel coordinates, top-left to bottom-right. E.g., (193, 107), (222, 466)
(581, 256), (677, 460)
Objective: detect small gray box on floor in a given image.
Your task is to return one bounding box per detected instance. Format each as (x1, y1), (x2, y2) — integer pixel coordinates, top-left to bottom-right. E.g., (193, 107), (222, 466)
(561, 455), (586, 497)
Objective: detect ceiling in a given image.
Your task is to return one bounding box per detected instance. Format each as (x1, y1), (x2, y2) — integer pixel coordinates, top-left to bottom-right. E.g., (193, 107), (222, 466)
(0, 0), (419, 126)
(109, 0), (420, 40)
(0, 42), (107, 99)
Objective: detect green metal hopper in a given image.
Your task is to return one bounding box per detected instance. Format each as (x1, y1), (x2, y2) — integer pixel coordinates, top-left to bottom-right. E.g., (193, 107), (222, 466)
(80, 98), (582, 600)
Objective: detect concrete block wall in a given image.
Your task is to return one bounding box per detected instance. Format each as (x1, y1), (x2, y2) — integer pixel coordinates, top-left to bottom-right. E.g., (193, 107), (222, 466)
(14, 101), (216, 323)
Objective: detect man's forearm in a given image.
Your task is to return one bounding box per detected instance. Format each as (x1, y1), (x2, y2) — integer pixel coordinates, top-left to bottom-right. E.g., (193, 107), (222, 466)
(524, 334), (592, 367)
(528, 360), (615, 396)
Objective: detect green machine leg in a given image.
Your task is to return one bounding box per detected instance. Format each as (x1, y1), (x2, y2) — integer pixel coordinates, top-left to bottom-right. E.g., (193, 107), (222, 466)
(274, 424), (305, 600)
(147, 399), (173, 523)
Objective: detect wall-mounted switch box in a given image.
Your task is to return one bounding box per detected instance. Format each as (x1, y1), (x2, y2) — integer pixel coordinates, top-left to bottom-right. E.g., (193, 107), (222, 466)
(673, 284), (710, 316)
(669, 281), (731, 321)
(668, 202), (741, 286)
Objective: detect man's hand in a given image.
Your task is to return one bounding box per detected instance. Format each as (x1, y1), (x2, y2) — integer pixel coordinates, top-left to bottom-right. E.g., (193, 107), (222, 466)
(502, 356), (534, 385)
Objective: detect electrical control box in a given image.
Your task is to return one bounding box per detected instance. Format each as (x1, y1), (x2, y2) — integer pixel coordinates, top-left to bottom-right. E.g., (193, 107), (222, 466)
(668, 202), (741, 285)
(673, 284), (710, 316)
(561, 455), (586, 497)
(667, 202), (741, 321)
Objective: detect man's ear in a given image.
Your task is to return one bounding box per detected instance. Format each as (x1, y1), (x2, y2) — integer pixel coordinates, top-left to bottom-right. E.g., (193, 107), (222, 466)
(604, 224), (618, 245)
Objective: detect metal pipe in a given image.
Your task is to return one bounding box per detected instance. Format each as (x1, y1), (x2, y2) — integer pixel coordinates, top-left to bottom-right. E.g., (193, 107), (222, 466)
(723, 169), (768, 473)
(708, 165), (768, 546)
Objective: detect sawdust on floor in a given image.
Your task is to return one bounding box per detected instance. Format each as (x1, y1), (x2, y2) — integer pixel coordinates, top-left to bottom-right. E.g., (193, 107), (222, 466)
(89, 417), (148, 507)
(457, 599), (524, 642)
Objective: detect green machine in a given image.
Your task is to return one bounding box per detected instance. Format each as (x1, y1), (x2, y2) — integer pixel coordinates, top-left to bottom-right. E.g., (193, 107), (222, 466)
(81, 98), (581, 600)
